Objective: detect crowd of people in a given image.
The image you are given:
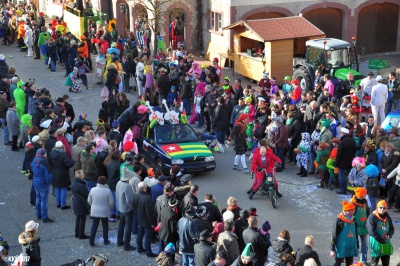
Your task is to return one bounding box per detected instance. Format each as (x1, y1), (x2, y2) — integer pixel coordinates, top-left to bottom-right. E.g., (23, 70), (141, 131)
(0, 1), (400, 266)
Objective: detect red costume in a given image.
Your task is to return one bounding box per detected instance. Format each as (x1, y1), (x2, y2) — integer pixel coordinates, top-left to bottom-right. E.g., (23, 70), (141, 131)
(250, 147), (281, 192)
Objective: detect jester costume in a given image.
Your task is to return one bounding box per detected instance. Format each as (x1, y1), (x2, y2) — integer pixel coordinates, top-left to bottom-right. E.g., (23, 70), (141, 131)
(243, 97), (255, 149)
(222, 76), (233, 96)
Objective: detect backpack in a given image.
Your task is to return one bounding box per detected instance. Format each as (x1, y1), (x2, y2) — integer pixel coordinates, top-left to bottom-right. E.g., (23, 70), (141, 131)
(114, 74), (121, 85)
(366, 178), (379, 197)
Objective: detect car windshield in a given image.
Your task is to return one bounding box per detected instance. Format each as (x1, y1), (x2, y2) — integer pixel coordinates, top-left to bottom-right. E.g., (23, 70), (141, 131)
(383, 117), (400, 129)
(326, 49), (349, 67)
(307, 46), (349, 67)
(155, 124), (199, 144)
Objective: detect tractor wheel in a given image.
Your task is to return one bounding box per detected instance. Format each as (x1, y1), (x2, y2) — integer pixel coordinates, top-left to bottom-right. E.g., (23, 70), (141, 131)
(294, 68), (313, 92)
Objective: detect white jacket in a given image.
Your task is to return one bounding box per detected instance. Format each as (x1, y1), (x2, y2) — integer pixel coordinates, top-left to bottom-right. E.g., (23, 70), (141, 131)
(24, 27), (33, 46)
(387, 164), (400, 185)
(371, 83), (388, 107)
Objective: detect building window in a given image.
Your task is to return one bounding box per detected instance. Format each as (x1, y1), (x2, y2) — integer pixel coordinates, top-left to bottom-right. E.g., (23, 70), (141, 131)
(218, 13), (222, 30)
(210, 11), (215, 30)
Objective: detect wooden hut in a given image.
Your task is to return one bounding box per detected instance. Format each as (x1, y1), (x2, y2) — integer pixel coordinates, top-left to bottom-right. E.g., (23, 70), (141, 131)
(223, 16), (325, 83)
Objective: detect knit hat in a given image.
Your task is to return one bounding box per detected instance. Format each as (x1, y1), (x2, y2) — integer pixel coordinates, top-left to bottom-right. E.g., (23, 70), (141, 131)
(164, 242), (175, 255)
(262, 220), (271, 232)
(55, 141), (63, 148)
(241, 243), (254, 258)
(342, 200), (355, 211)
(320, 118), (331, 128)
(222, 210), (234, 221)
(376, 200), (388, 209)
(354, 187), (367, 199)
(25, 220), (39, 231)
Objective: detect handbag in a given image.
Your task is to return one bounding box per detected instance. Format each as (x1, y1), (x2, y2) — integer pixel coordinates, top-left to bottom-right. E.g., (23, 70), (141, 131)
(100, 85), (109, 99)
(379, 177), (386, 187)
(129, 75), (136, 87)
(114, 74), (121, 85)
(76, 194), (91, 213)
(380, 243), (393, 255)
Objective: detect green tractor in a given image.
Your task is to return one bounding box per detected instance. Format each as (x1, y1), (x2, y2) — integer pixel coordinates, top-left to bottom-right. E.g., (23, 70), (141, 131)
(293, 38), (363, 91)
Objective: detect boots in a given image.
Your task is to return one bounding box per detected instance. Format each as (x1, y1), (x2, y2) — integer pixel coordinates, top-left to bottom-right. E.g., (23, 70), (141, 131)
(246, 188), (252, 194)
(300, 167), (307, 177)
(276, 190), (283, 197)
(249, 190), (256, 199)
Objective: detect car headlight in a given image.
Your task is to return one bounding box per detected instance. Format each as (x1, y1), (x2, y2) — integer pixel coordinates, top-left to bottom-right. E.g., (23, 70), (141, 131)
(171, 159), (184, 164)
(267, 176), (273, 182)
(205, 156), (215, 162)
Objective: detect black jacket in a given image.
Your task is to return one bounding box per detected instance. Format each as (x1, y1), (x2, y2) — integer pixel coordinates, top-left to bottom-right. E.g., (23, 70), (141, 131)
(193, 218), (213, 234)
(158, 204), (179, 246)
(242, 227), (269, 266)
(336, 134), (356, 169)
(198, 201), (222, 224)
(105, 68), (118, 88)
(271, 238), (293, 263)
(31, 107), (44, 127)
(95, 150), (108, 177)
(181, 192), (198, 216)
(106, 159), (120, 191)
(287, 117), (301, 148)
(109, 130), (123, 146)
(48, 149), (75, 187)
(213, 104), (230, 131)
(380, 151), (399, 175)
(135, 191), (157, 228)
(367, 212), (394, 243)
(234, 86), (244, 104)
(294, 245), (321, 266)
(18, 232), (41, 266)
(156, 74), (171, 97)
(27, 142), (42, 172)
(72, 178), (89, 216)
(330, 214), (359, 251)
(194, 240), (216, 266)
(234, 218), (249, 251)
(44, 136), (57, 155)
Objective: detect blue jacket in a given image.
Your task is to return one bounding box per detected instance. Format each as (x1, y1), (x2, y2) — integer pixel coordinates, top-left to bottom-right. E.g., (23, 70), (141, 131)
(167, 91), (178, 105)
(151, 182), (164, 204)
(31, 159), (53, 188)
(178, 216), (199, 254)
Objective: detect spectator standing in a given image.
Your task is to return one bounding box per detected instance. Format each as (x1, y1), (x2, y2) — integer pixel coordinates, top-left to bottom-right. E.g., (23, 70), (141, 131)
(336, 128), (356, 195)
(178, 207), (199, 266)
(18, 221), (41, 265)
(194, 229), (216, 266)
(71, 170), (90, 239)
(6, 101), (20, 151)
(294, 235), (321, 266)
(370, 75), (388, 125)
(242, 216), (269, 266)
(217, 220), (240, 265)
(80, 143), (98, 191)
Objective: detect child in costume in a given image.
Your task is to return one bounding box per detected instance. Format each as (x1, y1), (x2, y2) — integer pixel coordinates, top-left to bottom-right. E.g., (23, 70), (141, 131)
(365, 164), (379, 210)
(243, 96), (256, 149)
(119, 129), (138, 155)
(65, 67), (81, 93)
(167, 86), (179, 108)
(348, 157), (367, 190)
(296, 132), (311, 177)
(327, 137), (340, 190)
(221, 76), (233, 96)
(282, 76), (293, 95)
(316, 142), (330, 188)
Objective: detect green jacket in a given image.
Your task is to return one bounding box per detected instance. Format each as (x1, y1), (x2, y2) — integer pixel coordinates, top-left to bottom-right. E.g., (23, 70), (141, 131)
(316, 149), (330, 171)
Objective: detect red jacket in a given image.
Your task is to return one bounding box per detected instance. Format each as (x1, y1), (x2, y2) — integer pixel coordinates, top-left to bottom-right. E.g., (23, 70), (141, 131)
(56, 136), (72, 158)
(251, 147), (281, 178)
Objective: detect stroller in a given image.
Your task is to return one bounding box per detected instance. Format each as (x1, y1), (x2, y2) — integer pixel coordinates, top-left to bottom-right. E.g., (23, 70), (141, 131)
(60, 254), (108, 266)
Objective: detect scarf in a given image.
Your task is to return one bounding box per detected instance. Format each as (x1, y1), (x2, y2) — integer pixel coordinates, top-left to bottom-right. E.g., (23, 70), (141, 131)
(372, 210), (387, 223)
(338, 212), (353, 224)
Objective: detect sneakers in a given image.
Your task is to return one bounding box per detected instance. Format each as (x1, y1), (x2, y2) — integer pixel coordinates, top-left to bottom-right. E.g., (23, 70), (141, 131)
(124, 245), (136, 251)
(233, 165), (240, 171)
(61, 206), (71, 210)
(243, 168), (250, 173)
(42, 218), (54, 223)
(108, 218), (116, 222)
(146, 253), (158, 258)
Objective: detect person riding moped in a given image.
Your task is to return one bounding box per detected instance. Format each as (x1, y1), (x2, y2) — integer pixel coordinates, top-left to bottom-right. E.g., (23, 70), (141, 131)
(248, 140), (282, 200)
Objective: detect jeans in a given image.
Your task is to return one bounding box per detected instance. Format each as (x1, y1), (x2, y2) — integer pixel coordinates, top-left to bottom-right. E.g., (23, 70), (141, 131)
(197, 112), (203, 126)
(117, 211), (133, 248)
(369, 196), (376, 211)
(35, 185), (50, 219)
(339, 168), (348, 192)
(309, 150), (316, 172)
(85, 180), (97, 192)
(0, 118), (9, 144)
(275, 147), (286, 169)
(386, 98), (399, 115)
(50, 60), (56, 71)
(111, 191), (120, 216)
(137, 226), (153, 254)
(89, 217), (109, 245)
(181, 254), (195, 266)
(183, 98), (191, 115)
(215, 130), (226, 144)
(54, 187), (67, 207)
(132, 211), (138, 234)
(359, 233), (368, 263)
(30, 183), (36, 205)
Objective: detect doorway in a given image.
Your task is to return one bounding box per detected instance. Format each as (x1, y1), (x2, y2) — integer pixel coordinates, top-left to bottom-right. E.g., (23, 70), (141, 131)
(169, 8), (185, 49)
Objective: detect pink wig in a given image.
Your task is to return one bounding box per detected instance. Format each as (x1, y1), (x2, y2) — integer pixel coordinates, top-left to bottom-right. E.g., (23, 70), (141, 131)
(137, 105), (147, 114)
(352, 157), (365, 167)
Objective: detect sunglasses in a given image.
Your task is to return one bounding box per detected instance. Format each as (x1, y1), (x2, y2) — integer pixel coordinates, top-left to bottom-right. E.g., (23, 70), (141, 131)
(378, 207), (387, 210)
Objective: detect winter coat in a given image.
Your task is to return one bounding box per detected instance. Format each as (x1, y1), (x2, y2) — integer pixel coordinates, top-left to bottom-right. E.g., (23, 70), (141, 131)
(194, 240), (216, 266)
(67, 45), (78, 64)
(348, 167), (368, 187)
(158, 205), (179, 249)
(87, 183), (114, 218)
(18, 232), (41, 266)
(151, 182), (165, 204)
(6, 108), (20, 135)
(217, 231), (240, 265)
(72, 178), (89, 216)
(287, 118), (301, 147)
(95, 150), (108, 177)
(32, 107), (44, 127)
(31, 159), (52, 189)
(242, 227), (269, 266)
(330, 213), (358, 257)
(319, 128), (332, 144)
(198, 201), (223, 224)
(156, 252), (175, 266)
(56, 135), (71, 158)
(336, 134), (356, 169)
(80, 151), (98, 182)
(178, 217), (199, 254)
(231, 256), (254, 266)
(275, 124), (288, 148)
(251, 147), (281, 177)
(367, 211), (394, 258)
(44, 136), (57, 155)
(294, 245), (321, 266)
(234, 218), (249, 251)
(366, 176), (379, 197)
(181, 192), (198, 216)
(24, 27), (33, 46)
(135, 191), (157, 228)
(116, 180), (135, 214)
(106, 159), (120, 191)
(71, 144), (84, 170)
(48, 149), (75, 187)
(213, 104), (230, 131)
(156, 74), (171, 97)
(380, 151), (400, 177)
(271, 237), (293, 263)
